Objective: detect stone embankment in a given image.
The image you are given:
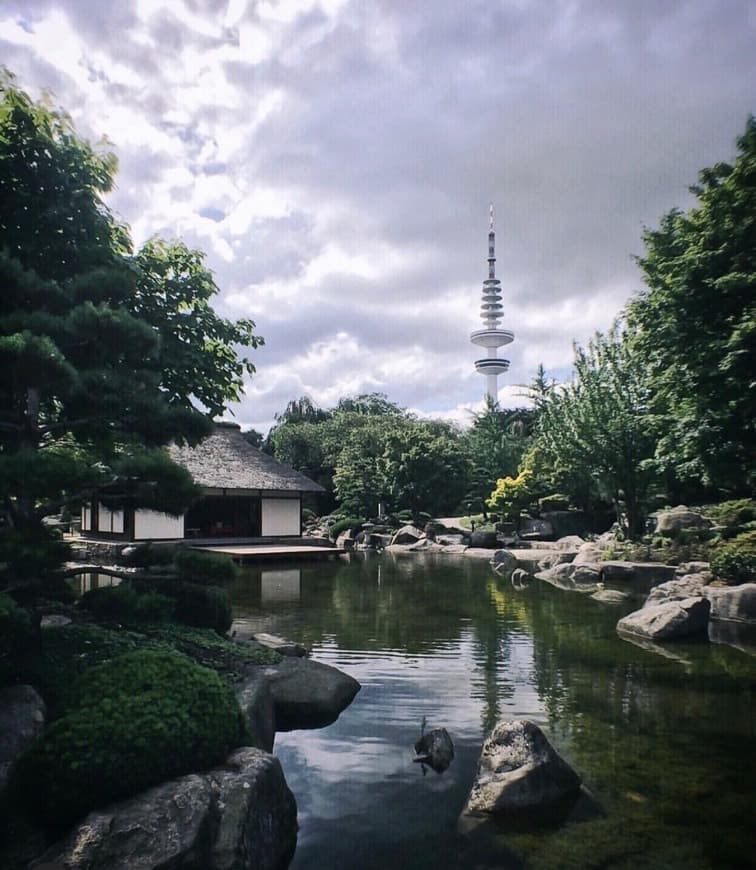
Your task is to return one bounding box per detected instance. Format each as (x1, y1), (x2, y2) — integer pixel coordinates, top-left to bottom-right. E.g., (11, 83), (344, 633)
(371, 514), (755, 653)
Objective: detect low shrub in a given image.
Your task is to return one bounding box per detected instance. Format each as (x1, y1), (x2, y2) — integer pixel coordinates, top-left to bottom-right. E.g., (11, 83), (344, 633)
(328, 516), (366, 540)
(135, 577), (232, 634)
(711, 530), (756, 585)
(79, 583), (175, 625)
(704, 499), (756, 529)
(173, 547), (238, 586)
(9, 649), (245, 831)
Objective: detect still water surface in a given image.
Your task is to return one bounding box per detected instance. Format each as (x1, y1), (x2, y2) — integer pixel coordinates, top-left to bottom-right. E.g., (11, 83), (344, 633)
(230, 552), (755, 869)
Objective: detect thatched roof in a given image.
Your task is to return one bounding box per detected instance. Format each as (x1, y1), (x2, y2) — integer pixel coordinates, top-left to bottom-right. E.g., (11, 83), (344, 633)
(169, 422), (324, 493)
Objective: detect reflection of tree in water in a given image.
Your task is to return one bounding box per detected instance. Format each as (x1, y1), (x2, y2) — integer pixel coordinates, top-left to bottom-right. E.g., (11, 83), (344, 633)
(467, 579), (532, 732)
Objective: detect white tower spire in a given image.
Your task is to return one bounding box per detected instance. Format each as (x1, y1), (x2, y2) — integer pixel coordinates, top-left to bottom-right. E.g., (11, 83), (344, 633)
(471, 204), (514, 401)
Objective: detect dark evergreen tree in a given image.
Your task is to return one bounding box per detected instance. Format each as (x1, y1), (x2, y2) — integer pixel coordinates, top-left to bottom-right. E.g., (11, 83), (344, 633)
(0, 73), (262, 586)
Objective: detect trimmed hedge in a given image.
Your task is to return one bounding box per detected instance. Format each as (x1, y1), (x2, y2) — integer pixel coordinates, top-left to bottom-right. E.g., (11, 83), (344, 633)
(328, 517), (366, 540)
(79, 583), (175, 625)
(133, 577), (232, 634)
(173, 547), (238, 586)
(9, 649), (245, 831)
(711, 530), (756, 585)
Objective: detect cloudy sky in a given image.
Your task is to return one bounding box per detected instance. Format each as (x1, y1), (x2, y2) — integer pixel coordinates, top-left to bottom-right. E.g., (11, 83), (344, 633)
(2, 0), (754, 433)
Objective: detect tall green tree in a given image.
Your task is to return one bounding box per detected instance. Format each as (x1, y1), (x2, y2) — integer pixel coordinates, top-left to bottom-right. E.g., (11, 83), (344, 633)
(532, 329), (656, 538)
(267, 392), (468, 518)
(462, 396), (533, 516)
(627, 117), (756, 494)
(0, 73), (261, 584)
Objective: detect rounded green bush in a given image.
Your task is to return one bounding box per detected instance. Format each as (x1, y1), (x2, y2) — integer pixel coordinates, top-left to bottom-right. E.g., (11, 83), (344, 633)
(173, 547), (238, 586)
(10, 649), (245, 831)
(711, 530), (756, 584)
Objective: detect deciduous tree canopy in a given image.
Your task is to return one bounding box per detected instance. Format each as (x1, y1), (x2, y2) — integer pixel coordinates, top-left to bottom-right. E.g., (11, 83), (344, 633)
(627, 116), (756, 494)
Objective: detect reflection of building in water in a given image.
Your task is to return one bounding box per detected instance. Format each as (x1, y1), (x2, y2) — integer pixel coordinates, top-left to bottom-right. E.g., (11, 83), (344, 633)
(71, 572), (122, 596)
(260, 569), (301, 603)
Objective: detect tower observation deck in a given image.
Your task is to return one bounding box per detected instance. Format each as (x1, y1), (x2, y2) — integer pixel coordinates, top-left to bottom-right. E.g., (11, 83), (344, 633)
(470, 205), (514, 401)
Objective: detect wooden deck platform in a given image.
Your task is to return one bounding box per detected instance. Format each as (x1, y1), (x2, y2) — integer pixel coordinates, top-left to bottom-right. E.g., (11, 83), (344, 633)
(190, 542), (346, 562)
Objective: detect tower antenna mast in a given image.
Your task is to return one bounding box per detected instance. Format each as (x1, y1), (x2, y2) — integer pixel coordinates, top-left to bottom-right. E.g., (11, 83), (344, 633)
(470, 204), (514, 401)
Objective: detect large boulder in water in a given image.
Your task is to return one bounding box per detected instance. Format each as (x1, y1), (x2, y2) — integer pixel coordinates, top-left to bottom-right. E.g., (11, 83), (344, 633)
(261, 656), (361, 730)
(461, 719), (581, 819)
(617, 596), (710, 641)
(705, 583), (756, 624)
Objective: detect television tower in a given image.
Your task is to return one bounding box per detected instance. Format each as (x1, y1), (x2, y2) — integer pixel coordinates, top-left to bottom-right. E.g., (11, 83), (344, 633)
(471, 205), (514, 401)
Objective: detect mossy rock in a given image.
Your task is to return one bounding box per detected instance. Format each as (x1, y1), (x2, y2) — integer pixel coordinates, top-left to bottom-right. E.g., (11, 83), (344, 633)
(9, 649), (245, 832)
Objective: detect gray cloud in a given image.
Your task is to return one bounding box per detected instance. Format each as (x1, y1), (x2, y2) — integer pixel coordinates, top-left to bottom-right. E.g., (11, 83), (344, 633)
(3, 0), (754, 430)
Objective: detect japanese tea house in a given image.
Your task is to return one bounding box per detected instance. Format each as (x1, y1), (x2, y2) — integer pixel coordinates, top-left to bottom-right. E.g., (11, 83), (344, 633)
(80, 422), (324, 541)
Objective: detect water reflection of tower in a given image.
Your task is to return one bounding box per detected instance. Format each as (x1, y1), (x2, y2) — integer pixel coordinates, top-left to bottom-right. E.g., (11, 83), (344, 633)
(471, 205), (515, 401)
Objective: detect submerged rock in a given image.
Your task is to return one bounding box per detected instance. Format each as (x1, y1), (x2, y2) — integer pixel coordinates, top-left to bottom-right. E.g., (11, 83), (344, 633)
(413, 727), (454, 773)
(535, 562), (600, 593)
(591, 588), (630, 604)
(461, 719), (581, 819)
(253, 632), (308, 657)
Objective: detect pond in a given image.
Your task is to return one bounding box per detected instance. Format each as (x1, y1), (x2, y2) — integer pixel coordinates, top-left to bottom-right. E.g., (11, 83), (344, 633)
(229, 552), (756, 870)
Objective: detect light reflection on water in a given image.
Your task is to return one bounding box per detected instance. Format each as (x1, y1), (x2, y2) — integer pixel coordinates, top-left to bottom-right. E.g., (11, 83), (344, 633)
(230, 553), (756, 869)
